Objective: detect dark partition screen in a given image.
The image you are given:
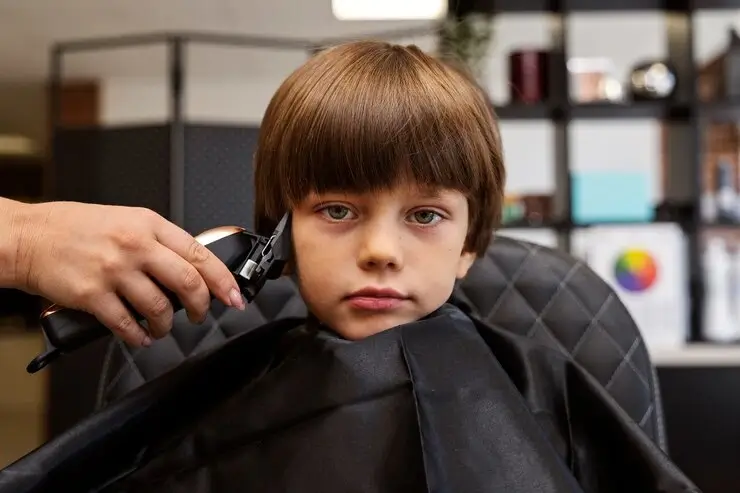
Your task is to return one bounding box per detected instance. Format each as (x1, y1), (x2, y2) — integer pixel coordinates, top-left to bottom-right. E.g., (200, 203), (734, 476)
(56, 124), (259, 233)
(56, 125), (171, 217)
(183, 124), (259, 234)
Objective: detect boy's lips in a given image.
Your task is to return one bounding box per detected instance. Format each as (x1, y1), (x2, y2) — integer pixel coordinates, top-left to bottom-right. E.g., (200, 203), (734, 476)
(344, 287), (409, 311)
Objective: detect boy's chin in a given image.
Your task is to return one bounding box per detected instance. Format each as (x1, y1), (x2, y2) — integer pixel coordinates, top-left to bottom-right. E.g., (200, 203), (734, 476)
(330, 311), (433, 340)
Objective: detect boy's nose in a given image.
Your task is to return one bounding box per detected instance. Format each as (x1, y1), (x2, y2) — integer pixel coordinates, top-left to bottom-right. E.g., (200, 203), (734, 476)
(357, 224), (403, 272)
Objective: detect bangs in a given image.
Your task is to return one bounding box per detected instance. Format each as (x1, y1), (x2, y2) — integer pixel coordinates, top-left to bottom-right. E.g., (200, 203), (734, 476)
(279, 71), (485, 205)
(257, 42), (496, 219)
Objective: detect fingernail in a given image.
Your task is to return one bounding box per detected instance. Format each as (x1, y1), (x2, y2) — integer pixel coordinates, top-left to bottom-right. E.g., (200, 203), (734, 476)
(142, 336), (153, 347)
(229, 288), (245, 310)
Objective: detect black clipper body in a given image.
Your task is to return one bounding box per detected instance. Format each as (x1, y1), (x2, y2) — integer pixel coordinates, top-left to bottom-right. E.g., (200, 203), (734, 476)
(27, 213), (292, 374)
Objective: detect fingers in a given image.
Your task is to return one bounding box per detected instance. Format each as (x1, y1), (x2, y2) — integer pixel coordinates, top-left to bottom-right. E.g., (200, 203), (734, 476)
(152, 217), (245, 310)
(89, 292), (152, 347)
(117, 272), (175, 340)
(143, 243), (211, 324)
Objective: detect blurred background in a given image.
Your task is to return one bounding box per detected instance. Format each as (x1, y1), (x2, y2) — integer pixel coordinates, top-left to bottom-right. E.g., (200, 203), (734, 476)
(1, 0), (740, 491)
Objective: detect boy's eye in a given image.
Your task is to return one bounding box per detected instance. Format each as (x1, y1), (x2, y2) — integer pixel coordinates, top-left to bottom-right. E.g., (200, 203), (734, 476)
(321, 205), (354, 221)
(409, 210), (442, 225)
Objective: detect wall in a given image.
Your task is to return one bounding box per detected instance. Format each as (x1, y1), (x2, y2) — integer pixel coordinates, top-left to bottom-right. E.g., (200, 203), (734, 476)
(101, 76), (282, 125)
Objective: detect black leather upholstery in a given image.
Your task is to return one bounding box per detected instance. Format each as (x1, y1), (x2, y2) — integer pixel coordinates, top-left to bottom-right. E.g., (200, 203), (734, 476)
(95, 235), (667, 451)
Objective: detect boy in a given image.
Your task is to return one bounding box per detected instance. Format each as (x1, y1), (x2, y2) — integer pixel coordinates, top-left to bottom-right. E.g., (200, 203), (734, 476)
(0, 41), (700, 493)
(252, 40), (505, 340)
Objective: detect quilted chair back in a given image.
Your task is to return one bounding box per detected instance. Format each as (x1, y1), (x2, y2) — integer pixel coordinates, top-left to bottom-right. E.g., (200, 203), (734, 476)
(95, 236), (666, 451)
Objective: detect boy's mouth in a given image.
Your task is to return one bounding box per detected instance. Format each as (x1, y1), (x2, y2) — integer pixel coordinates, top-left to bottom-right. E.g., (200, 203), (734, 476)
(344, 287), (409, 311)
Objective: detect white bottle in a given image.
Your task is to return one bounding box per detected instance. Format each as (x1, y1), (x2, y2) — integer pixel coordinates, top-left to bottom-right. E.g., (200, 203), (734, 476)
(716, 160), (737, 223)
(703, 238), (739, 342)
(701, 191), (717, 222)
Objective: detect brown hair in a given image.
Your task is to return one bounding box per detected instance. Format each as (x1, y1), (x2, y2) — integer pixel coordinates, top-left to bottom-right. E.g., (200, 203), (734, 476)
(253, 40), (505, 256)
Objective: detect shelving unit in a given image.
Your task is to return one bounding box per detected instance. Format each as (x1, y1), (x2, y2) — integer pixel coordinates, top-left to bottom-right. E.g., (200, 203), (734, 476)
(450, 0), (740, 343)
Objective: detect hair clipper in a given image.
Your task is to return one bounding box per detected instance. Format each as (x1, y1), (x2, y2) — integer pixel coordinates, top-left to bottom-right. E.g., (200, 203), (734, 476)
(26, 213), (292, 374)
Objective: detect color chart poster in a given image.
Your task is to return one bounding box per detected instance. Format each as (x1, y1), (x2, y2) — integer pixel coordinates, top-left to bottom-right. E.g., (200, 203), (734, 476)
(579, 224), (689, 352)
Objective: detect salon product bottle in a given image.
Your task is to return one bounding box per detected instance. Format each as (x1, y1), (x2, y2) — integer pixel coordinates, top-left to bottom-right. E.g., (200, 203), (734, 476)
(702, 187), (717, 222)
(703, 238), (739, 342)
(715, 160), (737, 224)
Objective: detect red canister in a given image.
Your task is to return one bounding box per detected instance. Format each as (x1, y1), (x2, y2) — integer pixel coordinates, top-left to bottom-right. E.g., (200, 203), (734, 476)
(509, 49), (550, 104)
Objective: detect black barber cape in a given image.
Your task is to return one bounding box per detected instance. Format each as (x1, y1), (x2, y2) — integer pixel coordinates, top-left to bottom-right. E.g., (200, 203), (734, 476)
(0, 304), (700, 493)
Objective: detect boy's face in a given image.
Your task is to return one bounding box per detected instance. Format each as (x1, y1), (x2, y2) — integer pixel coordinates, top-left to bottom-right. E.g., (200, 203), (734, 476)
(291, 182), (477, 340)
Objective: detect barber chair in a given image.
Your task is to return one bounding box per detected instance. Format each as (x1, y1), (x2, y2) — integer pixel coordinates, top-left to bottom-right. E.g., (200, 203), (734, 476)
(94, 236), (667, 452)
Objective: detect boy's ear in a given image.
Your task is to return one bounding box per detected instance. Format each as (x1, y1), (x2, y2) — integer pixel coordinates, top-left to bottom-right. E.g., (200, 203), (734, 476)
(455, 251), (477, 279)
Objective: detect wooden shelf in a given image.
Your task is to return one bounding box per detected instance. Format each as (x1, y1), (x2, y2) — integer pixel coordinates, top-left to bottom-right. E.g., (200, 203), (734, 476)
(494, 104), (552, 120)
(570, 101), (692, 120)
(495, 101), (695, 121)
(694, 0), (740, 9)
(566, 0), (690, 11)
(449, 0), (553, 14)
(699, 101), (740, 122)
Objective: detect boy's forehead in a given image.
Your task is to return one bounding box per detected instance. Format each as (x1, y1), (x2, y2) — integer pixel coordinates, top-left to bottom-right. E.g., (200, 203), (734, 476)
(301, 182), (460, 201)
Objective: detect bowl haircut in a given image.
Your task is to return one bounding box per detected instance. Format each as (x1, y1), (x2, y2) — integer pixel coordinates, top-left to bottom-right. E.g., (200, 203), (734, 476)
(254, 40), (505, 257)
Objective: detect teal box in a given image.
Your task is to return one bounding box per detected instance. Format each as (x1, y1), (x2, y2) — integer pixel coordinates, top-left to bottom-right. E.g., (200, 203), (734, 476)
(571, 171), (653, 224)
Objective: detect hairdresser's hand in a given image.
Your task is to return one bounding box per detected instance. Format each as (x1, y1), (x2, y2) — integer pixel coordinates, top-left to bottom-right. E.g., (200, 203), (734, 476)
(4, 199), (245, 347)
